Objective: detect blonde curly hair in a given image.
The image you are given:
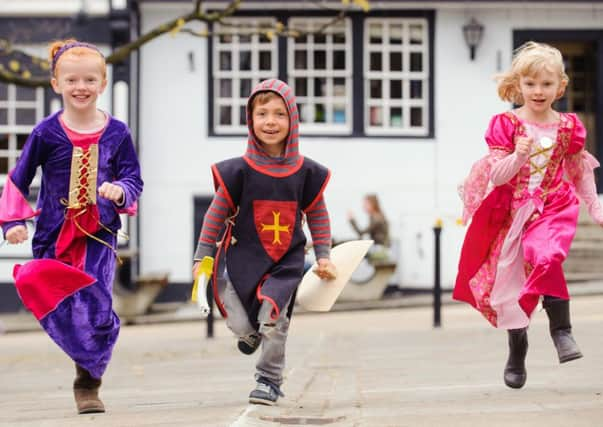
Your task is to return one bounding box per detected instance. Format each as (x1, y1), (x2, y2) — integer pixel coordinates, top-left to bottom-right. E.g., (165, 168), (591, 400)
(496, 41), (568, 105)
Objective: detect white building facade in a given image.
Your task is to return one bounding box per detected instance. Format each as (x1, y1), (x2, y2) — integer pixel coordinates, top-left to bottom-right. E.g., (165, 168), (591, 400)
(1, 0), (602, 310)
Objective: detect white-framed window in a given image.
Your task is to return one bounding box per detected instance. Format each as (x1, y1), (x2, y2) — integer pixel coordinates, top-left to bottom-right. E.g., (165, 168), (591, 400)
(287, 18), (352, 135)
(364, 18), (430, 136)
(212, 18), (278, 134)
(0, 83), (45, 179)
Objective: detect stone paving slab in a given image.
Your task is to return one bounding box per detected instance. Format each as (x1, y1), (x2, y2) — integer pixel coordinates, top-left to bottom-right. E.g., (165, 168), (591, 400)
(0, 295), (602, 426)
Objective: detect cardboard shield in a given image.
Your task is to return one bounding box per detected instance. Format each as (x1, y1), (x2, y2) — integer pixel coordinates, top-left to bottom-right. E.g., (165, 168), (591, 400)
(253, 200), (297, 262)
(297, 240), (373, 311)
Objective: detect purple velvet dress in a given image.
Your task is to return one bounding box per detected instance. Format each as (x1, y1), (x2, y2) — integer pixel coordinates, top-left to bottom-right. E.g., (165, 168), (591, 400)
(0, 111), (143, 379)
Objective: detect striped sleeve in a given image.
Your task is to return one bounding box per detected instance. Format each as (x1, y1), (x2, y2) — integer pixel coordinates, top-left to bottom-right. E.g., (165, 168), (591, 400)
(306, 195), (331, 259)
(193, 186), (231, 260)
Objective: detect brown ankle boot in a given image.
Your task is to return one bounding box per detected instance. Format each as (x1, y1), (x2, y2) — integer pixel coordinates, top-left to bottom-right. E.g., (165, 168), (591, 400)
(73, 365), (105, 414)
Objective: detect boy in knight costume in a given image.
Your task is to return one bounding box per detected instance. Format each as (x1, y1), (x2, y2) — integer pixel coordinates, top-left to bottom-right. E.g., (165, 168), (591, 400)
(0, 39), (143, 413)
(193, 79), (335, 405)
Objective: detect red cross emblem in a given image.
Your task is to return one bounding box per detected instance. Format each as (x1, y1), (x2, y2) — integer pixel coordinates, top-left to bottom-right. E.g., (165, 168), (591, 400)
(253, 200), (298, 262)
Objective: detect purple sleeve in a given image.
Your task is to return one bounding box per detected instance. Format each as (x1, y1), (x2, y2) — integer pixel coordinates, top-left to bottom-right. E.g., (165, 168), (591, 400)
(112, 131), (143, 213)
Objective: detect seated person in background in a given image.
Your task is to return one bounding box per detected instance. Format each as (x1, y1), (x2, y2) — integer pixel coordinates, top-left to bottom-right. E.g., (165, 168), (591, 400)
(348, 194), (390, 247)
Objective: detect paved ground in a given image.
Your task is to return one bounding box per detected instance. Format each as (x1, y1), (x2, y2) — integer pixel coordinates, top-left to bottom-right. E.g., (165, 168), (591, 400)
(0, 296), (602, 427)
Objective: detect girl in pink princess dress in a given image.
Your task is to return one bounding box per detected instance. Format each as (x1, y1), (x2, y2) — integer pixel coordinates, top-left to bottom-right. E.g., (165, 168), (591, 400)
(454, 42), (603, 389)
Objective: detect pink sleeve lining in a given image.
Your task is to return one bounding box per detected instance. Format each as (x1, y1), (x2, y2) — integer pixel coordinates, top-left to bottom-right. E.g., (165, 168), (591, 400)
(490, 151), (526, 186)
(566, 150), (603, 224)
(0, 174), (40, 225)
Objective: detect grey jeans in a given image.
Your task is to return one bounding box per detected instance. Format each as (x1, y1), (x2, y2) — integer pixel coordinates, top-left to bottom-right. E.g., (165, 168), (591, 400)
(221, 281), (290, 386)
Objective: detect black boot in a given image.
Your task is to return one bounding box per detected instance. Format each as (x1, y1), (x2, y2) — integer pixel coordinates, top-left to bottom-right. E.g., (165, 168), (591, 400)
(543, 297), (583, 363)
(504, 328), (528, 389)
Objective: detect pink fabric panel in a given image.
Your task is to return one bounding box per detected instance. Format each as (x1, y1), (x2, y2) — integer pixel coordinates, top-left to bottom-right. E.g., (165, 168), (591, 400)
(117, 200), (138, 216)
(567, 113), (586, 155)
(485, 113), (516, 151)
(0, 174), (40, 225)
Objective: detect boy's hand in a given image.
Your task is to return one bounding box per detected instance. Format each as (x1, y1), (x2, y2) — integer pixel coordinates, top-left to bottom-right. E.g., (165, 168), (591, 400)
(98, 182), (125, 204)
(515, 136), (534, 159)
(5, 225), (28, 244)
(192, 262), (200, 277)
(313, 258), (337, 281)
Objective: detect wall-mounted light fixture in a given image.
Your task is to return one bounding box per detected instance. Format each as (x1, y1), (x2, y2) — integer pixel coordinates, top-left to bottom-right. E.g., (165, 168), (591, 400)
(463, 18), (484, 61)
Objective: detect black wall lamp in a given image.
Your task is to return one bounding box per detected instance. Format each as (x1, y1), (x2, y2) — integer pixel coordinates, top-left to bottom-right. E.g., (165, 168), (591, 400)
(463, 18), (484, 60)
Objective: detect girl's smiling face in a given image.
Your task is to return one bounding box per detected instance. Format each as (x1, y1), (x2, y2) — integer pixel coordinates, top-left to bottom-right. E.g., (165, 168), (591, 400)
(252, 95), (290, 157)
(51, 55), (107, 113)
(518, 67), (565, 116)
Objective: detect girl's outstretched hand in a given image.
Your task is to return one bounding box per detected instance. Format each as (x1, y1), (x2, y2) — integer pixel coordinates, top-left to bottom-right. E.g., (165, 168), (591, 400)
(5, 225), (28, 244)
(98, 182), (125, 204)
(314, 258), (337, 281)
(515, 136), (534, 159)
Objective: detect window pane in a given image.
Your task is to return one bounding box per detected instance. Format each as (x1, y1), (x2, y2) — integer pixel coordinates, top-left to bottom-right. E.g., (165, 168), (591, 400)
(370, 80), (382, 98)
(239, 106), (247, 126)
(240, 51), (252, 71)
(390, 107), (403, 127)
(370, 106), (383, 126)
(0, 83), (7, 100)
(333, 50), (346, 70)
(369, 23), (382, 44)
(314, 50), (326, 70)
(0, 133), (8, 150)
(295, 34), (308, 43)
(239, 34), (252, 43)
(0, 157), (8, 174)
(410, 80), (423, 99)
(259, 51), (271, 71)
(314, 78), (326, 97)
(390, 52), (403, 71)
(298, 103), (308, 122)
(370, 52), (382, 71)
(16, 86), (36, 101)
(219, 79), (232, 98)
(219, 34), (233, 43)
(315, 104), (325, 123)
(17, 134), (28, 150)
(240, 79), (252, 97)
(333, 32), (346, 44)
(390, 24), (403, 45)
(16, 109), (36, 125)
(390, 80), (402, 99)
(295, 78), (308, 97)
(295, 50), (307, 69)
(0, 108), (7, 125)
(333, 78), (346, 97)
(334, 104), (346, 124)
(219, 106), (232, 125)
(219, 51), (232, 71)
(410, 24), (423, 45)
(410, 52), (423, 72)
(411, 107), (423, 126)
(314, 34), (326, 44)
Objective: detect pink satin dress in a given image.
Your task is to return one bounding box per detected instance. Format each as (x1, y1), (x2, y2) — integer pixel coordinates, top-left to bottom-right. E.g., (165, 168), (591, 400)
(455, 111), (601, 328)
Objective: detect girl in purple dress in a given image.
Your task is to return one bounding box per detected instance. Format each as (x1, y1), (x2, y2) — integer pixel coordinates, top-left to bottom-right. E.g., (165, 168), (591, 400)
(0, 39), (143, 413)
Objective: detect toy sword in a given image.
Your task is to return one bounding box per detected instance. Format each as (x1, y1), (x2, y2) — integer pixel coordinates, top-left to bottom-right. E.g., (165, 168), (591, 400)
(191, 256), (214, 317)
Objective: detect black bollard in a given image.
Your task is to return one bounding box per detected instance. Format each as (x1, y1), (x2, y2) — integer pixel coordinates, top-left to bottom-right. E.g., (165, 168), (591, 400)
(433, 221), (442, 328)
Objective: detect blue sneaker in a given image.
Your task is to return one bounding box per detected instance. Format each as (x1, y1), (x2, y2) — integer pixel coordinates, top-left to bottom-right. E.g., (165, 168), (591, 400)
(249, 377), (284, 406)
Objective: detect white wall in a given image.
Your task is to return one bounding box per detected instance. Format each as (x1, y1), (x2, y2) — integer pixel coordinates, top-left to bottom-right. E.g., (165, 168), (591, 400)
(138, 2), (603, 287)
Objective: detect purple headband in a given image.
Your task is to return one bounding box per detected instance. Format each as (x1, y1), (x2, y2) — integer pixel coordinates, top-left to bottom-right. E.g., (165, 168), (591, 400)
(51, 42), (103, 74)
